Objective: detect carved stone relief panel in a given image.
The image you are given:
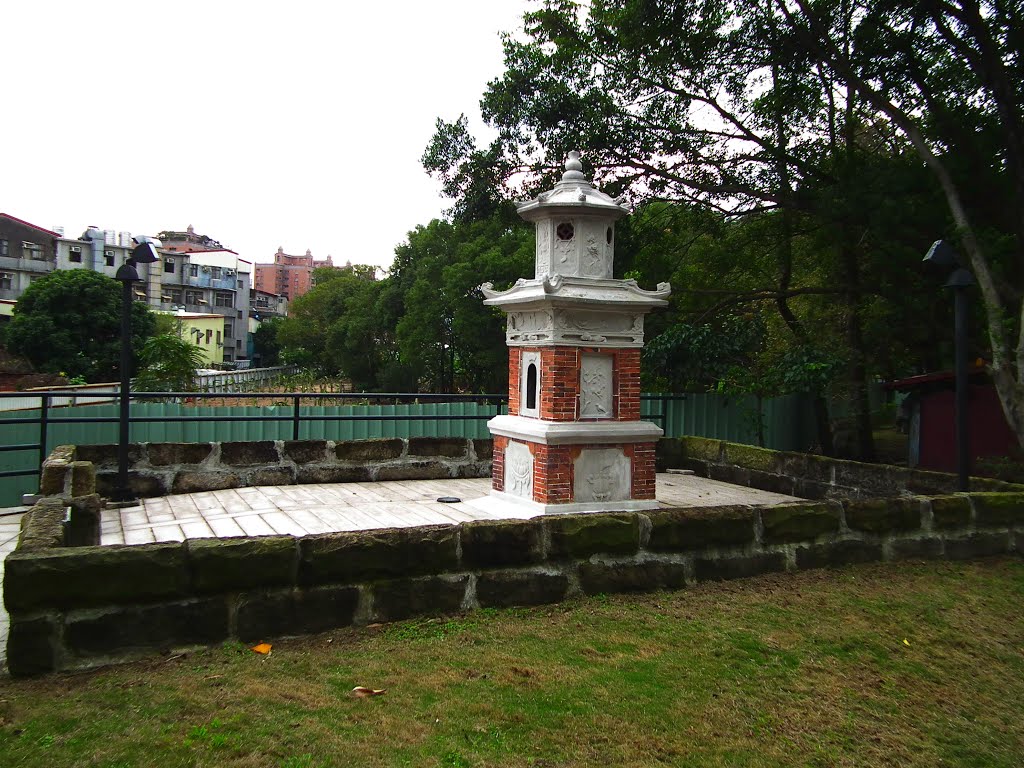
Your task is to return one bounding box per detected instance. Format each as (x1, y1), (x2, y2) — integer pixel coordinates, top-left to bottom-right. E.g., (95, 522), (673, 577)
(573, 447), (630, 503)
(507, 311), (553, 345)
(504, 440), (534, 499)
(535, 221), (551, 279)
(579, 220), (612, 279)
(579, 353), (614, 418)
(552, 309), (639, 346)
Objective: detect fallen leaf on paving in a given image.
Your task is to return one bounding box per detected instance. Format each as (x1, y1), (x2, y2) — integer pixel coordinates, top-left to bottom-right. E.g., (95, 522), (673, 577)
(251, 643), (273, 655)
(903, 639), (911, 646)
(351, 686), (387, 697)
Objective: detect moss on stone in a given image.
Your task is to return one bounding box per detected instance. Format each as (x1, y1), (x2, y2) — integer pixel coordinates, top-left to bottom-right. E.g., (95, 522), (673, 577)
(334, 439), (404, 462)
(722, 443), (779, 473)
(761, 502), (841, 543)
(843, 497), (921, 534)
(971, 493), (1024, 527)
(188, 536), (297, 593)
(147, 442), (213, 466)
(647, 506), (756, 551)
(544, 513), (640, 559)
(681, 437), (723, 462)
(929, 495), (971, 529)
(460, 519), (543, 568)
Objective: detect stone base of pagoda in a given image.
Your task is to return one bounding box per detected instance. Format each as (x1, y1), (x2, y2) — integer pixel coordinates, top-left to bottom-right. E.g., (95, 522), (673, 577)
(487, 415), (661, 514)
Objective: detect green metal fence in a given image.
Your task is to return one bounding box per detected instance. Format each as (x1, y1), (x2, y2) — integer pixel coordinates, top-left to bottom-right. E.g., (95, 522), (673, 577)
(0, 393), (817, 507)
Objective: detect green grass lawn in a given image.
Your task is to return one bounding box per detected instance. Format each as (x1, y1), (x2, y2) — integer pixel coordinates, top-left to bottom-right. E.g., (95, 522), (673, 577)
(1, 558), (1022, 767)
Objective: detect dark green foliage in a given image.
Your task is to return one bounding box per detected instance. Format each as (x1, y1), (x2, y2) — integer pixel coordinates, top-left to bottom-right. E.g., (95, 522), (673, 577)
(134, 334), (206, 392)
(4, 270), (155, 383)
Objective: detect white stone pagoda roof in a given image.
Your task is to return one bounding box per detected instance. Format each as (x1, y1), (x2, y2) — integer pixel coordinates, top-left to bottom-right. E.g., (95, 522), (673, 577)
(481, 274), (670, 310)
(516, 151), (628, 221)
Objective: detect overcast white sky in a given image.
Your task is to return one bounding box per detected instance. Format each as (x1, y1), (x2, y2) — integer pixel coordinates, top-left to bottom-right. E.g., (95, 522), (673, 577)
(2, 1), (532, 271)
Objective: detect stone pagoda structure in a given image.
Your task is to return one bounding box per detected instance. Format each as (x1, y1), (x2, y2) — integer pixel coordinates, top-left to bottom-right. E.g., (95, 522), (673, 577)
(481, 152), (671, 513)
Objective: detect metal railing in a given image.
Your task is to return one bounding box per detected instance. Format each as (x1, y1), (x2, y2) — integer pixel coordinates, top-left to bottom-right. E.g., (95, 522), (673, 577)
(0, 390), (687, 486)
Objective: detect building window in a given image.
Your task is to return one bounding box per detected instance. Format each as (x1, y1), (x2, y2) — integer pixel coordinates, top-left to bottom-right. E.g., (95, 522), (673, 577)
(0, 273), (11, 290)
(29, 274), (43, 282)
(168, 289), (182, 304)
(215, 292), (233, 307)
(189, 264), (199, 277)
(236, 280), (242, 289)
(224, 321), (233, 338)
(23, 241), (43, 259)
(206, 329), (213, 344)
(237, 310), (242, 319)
(216, 330), (222, 345)
(164, 258), (175, 274)
(210, 266), (222, 279)
(69, 250), (82, 263)
(185, 290), (204, 305)
(0, 239), (8, 256)
(105, 252), (115, 267)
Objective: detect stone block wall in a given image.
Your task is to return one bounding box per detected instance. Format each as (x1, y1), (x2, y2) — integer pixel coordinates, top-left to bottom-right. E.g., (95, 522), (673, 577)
(72, 437), (492, 500)
(658, 436), (1024, 499)
(6, 486), (1023, 676)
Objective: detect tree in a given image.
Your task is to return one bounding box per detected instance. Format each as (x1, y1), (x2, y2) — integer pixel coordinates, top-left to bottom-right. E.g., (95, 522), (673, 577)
(252, 317), (284, 367)
(133, 334), (206, 392)
(424, 0), (1019, 455)
(3, 270), (156, 383)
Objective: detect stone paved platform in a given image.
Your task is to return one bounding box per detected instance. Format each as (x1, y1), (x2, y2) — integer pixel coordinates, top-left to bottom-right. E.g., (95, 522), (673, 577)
(100, 474), (798, 545)
(0, 476), (798, 669)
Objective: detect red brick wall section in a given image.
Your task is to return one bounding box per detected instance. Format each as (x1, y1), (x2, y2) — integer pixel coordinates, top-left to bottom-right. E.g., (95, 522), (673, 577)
(616, 349), (642, 421)
(491, 436), (507, 492)
(539, 347), (580, 421)
(628, 442), (657, 499)
(507, 348), (521, 416)
(532, 443), (574, 503)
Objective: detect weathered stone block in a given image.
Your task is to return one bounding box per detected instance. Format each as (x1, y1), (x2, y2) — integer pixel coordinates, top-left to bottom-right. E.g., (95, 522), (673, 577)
(476, 570), (569, 608)
(69, 461), (96, 497)
(906, 470), (957, 496)
(293, 585), (360, 634)
(761, 502), (841, 543)
(97, 471), (167, 500)
(410, 525), (461, 574)
(709, 464), (750, 486)
(17, 499), (67, 551)
(65, 494), (102, 547)
(147, 442), (213, 466)
(408, 437), (468, 458)
(295, 465), (370, 484)
(171, 471), (241, 494)
(694, 552), (786, 582)
(460, 519), (543, 568)
(722, 443), (779, 473)
(4, 542), (188, 613)
(39, 462), (68, 497)
(299, 525), (458, 585)
(545, 513), (639, 559)
(930, 495), (971, 529)
(795, 539), (883, 569)
(237, 585), (359, 642)
(577, 561), (688, 595)
(220, 441), (278, 466)
(372, 575), (469, 622)
(472, 439), (494, 460)
(374, 461), (451, 481)
(834, 462), (909, 496)
(844, 497), (921, 534)
(647, 506), (757, 551)
(236, 589), (294, 643)
(455, 462), (491, 479)
(889, 537), (944, 560)
(334, 438), (404, 462)
(6, 615), (59, 678)
(283, 440), (329, 464)
(681, 437), (723, 462)
(188, 536), (297, 593)
(972, 493), (1024, 527)
(247, 467), (295, 486)
(793, 479), (833, 501)
(680, 459), (710, 477)
(944, 533), (1010, 560)
(747, 470), (795, 496)
(75, 443), (124, 467)
(64, 598), (229, 656)
(655, 438), (685, 472)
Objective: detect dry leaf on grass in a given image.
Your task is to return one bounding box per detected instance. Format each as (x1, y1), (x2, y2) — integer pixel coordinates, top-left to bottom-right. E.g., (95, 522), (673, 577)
(251, 643), (273, 655)
(351, 686), (387, 698)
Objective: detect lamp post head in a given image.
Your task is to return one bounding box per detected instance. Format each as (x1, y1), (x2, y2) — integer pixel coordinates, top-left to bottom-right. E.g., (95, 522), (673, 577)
(116, 236), (162, 284)
(922, 239), (959, 270)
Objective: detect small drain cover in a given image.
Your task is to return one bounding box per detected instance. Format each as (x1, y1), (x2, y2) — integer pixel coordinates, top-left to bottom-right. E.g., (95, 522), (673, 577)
(437, 496), (461, 503)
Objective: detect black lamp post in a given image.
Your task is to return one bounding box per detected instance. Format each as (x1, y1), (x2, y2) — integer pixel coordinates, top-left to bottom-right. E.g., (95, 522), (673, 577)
(113, 236), (161, 502)
(923, 239), (975, 492)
